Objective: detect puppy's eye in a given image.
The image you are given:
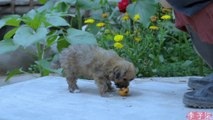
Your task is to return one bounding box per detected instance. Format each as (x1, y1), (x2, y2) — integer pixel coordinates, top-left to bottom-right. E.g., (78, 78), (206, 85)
(123, 78), (127, 81)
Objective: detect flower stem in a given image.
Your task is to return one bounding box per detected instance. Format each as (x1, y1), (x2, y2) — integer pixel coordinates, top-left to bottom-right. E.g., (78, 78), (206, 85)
(76, 6), (82, 30)
(36, 43), (45, 76)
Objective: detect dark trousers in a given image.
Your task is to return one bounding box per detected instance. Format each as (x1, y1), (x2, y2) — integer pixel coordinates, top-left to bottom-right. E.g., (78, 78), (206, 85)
(187, 26), (213, 69)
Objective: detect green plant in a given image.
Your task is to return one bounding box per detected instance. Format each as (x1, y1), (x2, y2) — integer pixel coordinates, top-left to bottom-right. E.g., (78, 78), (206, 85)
(0, 0), (98, 78)
(0, 0), (211, 80)
(82, 1), (211, 77)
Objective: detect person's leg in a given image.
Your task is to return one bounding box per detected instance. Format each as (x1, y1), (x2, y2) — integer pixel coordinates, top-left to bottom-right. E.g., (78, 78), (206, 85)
(186, 26), (213, 89)
(187, 26), (213, 69)
(183, 26), (213, 108)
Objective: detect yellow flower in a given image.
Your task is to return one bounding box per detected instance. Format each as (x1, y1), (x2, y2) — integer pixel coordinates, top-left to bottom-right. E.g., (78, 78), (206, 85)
(101, 13), (108, 18)
(114, 35), (124, 42)
(161, 15), (171, 20)
(133, 14), (140, 21)
(84, 18), (95, 24)
(149, 25), (159, 30)
(114, 42), (124, 49)
(96, 22), (105, 27)
(134, 37), (142, 42)
(122, 13), (130, 21)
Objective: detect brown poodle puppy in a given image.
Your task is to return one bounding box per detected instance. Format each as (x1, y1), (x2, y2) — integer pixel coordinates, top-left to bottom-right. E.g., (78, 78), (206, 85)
(60, 44), (135, 96)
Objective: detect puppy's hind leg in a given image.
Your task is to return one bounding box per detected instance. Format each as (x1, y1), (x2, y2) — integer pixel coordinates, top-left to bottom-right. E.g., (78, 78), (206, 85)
(66, 74), (80, 93)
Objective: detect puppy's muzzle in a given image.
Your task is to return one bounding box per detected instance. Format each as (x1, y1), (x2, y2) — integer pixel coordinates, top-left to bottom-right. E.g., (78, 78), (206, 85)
(115, 82), (129, 88)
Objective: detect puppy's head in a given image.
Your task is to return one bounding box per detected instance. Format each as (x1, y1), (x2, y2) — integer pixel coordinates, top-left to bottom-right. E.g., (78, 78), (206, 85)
(111, 60), (136, 88)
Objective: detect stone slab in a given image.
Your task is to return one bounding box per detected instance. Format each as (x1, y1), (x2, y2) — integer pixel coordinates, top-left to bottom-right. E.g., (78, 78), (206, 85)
(0, 76), (212, 120)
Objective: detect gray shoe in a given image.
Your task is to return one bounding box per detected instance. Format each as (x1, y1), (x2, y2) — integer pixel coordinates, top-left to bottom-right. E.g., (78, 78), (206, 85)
(188, 73), (213, 89)
(183, 83), (213, 108)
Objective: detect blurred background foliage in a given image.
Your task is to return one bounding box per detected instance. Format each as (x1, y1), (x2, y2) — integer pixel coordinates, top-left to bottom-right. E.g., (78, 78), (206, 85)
(0, 0), (211, 79)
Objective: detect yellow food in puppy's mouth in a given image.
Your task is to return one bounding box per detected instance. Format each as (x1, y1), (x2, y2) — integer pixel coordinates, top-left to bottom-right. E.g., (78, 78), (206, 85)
(118, 87), (129, 96)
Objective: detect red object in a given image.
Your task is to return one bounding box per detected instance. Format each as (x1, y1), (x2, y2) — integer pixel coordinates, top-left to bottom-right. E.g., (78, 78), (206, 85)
(118, 0), (129, 13)
(174, 3), (213, 44)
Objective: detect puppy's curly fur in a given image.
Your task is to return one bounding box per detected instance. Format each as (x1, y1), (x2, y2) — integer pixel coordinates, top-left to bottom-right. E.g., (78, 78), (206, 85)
(60, 44), (135, 96)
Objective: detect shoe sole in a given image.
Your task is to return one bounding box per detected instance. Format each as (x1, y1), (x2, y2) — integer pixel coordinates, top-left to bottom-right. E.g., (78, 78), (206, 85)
(183, 91), (213, 109)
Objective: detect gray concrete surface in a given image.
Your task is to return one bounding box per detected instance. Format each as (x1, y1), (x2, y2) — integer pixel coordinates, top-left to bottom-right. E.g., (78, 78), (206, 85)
(0, 73), (39, 86)
(0, 76), (212, 120)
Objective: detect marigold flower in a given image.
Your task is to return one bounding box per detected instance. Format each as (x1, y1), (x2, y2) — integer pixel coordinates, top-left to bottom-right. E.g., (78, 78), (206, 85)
(133, 14), (140, 21)
(101, 13), (108, 18)
(84, 18), (95, 24)
(150, 16), (157, 22)
(114, 35), (124, 42)
(161, 15), (171, 20)
(114, 42), (124, 49)
(118, 0), (129, 13)
(122, 13), (130, 21)
(96, 22), (105, 27)
(149, 25), (159, 30)
(134, 37), (142, 42)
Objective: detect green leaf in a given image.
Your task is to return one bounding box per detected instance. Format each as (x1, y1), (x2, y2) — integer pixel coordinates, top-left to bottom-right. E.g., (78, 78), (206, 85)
(159, 55), (164, 63)
(24, 9), (37, 19)
(57, 36), (70, 52)
(0, 15), (21, 28)
(0, 20), (5, 28)
(67, 28), (97, 45)
(0, 39), (19, 54)
(148, 54), (155, 59)
(46, 15), (70, 27)
(76, 0), (101, 10)
(54, 2), (70, 12)
(61, 0), (76, 4)
(46, 34), (59, 47)
(127, 0), (157, 27)
(38, 0), (48, 4)
(37, 1), (55, 12)
(22, 10), (47, 29)
(3, 27), (18, 39)
(85, 24), (100, 35)
(6, 18), (21, 27)
(5, 69), (23, 81)
(13, 25), (48, 47)
(36, 59), (63, 75)
(182, 60), (192, 67)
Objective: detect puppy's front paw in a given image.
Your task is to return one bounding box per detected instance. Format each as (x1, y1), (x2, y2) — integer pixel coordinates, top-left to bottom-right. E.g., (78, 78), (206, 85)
(68, 87), (80, 93)
(73, 89), (81, 93)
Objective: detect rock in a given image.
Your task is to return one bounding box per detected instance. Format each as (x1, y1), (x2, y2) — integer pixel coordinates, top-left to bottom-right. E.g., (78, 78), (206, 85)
(0, 47), (36, 75)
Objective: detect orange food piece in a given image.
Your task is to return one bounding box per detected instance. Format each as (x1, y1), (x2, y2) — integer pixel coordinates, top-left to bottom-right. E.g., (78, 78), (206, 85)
(118, 87), (129, 96)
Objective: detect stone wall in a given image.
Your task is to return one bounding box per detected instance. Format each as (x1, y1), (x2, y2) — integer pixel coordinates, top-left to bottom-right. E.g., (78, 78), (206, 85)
(0, 0), (41, 16)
